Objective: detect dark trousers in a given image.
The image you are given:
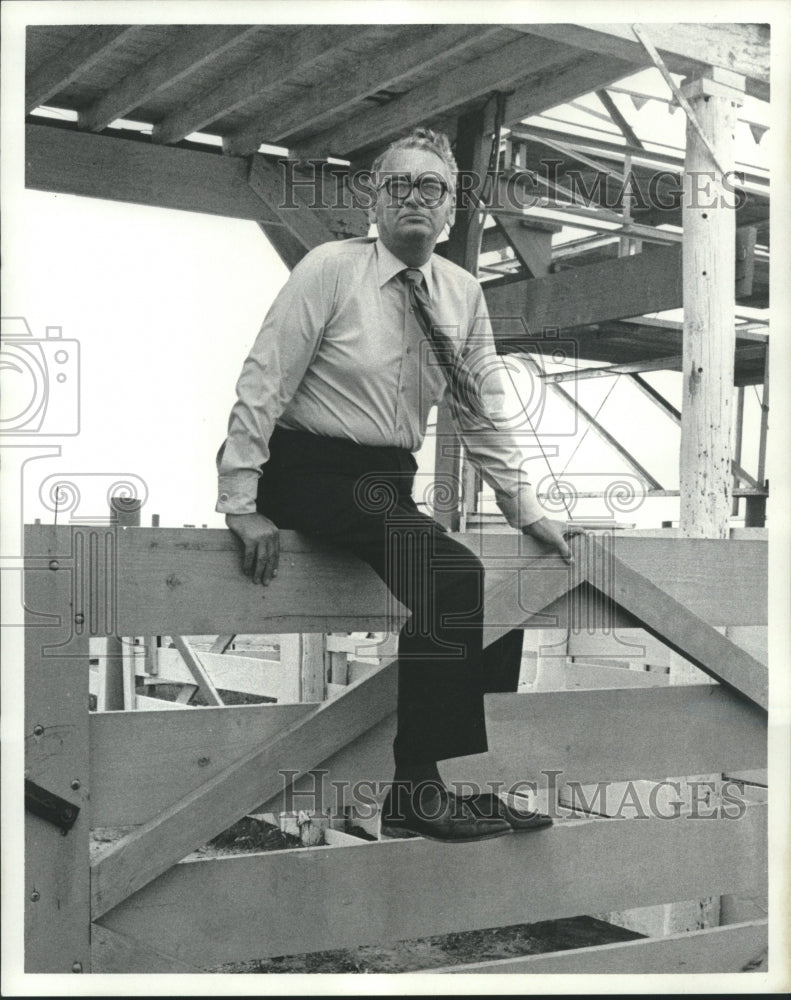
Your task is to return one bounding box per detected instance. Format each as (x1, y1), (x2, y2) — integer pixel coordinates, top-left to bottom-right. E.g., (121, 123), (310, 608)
(257, 427), (523, 765)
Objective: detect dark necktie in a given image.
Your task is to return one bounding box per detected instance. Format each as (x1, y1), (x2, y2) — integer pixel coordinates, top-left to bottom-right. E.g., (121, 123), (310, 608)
(402, 268), (495, 427)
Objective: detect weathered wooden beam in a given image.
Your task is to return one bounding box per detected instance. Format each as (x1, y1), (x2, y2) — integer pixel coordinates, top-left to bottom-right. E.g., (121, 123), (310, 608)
(493, 218), (559, 277)
(223, 25), (497, 156)
(296, 34), (571, 159)
(596, 89), (644, 149)
(25, 25), (142, 114)
(513, 23), (769, 100)
(89, 661), (399, 920)
(502, 51), (638, 127)
(79, 26), (262, 133)
(679, 70), (745, 538)
(91, 922), (203, 974)
(24, 528), (91, 972)
(485, 245), (682, 335)
(90, 702), (315, 827)
(96, 804), (766, 967)
(248, 156), (368, 257)
(25, 124), (282, 223)
(434, 104), (493, 530)
(170, 636), (224, 706)
(541, 345), (765, 383)
(263, 680), (765, 820)
(582, 536), (767, 708)
(152, 26), (356, 145)
(433, 920), (768, 974)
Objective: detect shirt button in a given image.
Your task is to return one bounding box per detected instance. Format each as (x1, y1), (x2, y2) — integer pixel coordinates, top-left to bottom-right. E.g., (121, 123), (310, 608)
(219, 492), (229, 502)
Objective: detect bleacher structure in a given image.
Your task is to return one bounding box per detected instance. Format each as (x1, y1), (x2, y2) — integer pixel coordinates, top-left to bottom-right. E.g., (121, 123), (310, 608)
(22, 21), (771, 975)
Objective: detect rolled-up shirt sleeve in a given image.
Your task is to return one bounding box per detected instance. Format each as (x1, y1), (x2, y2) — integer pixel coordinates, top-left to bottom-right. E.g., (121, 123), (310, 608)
(453, 283), (546, 530)
(216, 251), (329, 515)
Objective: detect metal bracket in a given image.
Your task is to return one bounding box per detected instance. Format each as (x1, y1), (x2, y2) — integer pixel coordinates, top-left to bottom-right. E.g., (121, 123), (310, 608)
(25, 779), (79, 833)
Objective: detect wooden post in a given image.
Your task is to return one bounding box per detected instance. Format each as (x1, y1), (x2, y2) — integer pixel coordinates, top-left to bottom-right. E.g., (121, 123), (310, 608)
(101, 496), (143, 708)
(434, 104), (493, 530)
(679, 68), (745, 538)
(25, 526), (91, 971)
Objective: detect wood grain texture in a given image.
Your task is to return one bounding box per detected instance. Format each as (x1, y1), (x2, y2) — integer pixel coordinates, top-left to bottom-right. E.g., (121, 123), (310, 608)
(433, 919), (768, 974)
(90, 662), (399, 919)
(224, 24), (492, 154)
(260, 681), (765, 818)
(514, 23), (769, 100)
(90, 702), (315, 827)
(152, 25), (355, 145)
(26, 25), (143, 113)
(680, 74), (741, 537)
(297, 34), (571, 158)
(91, 921), (202, 973)
(485, 245), (683, 336)
(585, 537), (768, 706)
(97, 805), (766, 967)
(80, 26), (262, 133)
(24, 526), (91, 971)
(26, 124), (281, 224)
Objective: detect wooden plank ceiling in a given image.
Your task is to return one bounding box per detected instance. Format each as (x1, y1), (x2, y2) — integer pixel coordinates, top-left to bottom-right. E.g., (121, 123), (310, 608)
(25, 23), (770, 380)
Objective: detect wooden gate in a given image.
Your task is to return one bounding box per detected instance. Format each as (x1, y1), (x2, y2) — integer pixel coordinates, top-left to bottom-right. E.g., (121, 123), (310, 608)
(24, 524), (767, 974)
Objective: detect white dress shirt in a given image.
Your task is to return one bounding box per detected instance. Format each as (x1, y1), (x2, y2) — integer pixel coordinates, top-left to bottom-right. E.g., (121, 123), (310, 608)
(217, 237), (545, 528)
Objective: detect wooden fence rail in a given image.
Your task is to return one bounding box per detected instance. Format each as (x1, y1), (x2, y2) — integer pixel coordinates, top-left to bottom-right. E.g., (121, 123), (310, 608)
(24, 524), (768, 974)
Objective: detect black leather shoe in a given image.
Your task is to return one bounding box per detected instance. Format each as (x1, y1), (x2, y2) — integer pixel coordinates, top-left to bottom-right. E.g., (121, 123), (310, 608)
(380, 783), (511, 843)
(465, 792), (554, 831)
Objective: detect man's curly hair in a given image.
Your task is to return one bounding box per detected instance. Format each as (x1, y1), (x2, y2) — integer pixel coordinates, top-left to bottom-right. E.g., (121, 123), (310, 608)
(371, 127), (457, 179)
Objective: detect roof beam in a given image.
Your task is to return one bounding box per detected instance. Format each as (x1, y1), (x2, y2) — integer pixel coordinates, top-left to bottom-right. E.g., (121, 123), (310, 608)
(248, 155), (368, 262)
(79, 26), (262, 133)
(485, 245), (683, 334)
(224, 25), (500, 156)
(513, 23), (769, 101)
(25, 25), (143, 114)
(295, 34), (573, 159)
(501, 51), (637, 126)
(595, 89), (644, 149)
(25, 123), (281, 224)
(152, 25), (357, 146)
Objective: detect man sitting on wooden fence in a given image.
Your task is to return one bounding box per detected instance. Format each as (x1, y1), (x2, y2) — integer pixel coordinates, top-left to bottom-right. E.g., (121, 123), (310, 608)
(217, 127), (578, 842)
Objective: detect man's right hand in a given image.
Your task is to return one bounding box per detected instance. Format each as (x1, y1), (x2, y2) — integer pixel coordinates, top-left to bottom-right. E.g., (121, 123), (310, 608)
(225, 513), (280, 585)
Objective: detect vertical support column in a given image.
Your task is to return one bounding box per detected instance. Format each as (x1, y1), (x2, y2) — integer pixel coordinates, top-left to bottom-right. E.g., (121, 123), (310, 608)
(103, 495), (142, 709)
(25, 525), (91, 972)
(433, 105), (493, 530)
(679, 68), (745, 538)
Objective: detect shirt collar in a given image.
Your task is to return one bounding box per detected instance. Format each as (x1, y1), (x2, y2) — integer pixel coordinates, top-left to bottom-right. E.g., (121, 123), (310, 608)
(375, 238), (434, 297)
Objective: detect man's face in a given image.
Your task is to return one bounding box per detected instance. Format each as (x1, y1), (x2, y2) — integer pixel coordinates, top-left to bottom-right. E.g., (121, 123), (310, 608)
(371, 147), (456, 261)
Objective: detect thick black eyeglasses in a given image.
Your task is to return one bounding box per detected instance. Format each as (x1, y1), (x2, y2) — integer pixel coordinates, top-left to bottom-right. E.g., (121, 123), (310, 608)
(375, 172), (451, 208)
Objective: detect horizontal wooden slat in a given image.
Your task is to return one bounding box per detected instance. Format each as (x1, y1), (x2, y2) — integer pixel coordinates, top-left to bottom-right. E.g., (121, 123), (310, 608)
(90, 703), (315, 827)
(516, 23), (769, 100)
(153, 647), (299, 700)
(564, 661), (666, 688)
(434, 920), (768, 974)
(90, 661), (399, 919)
(26, 25), (143, 113)
(97, 804), (766, 967)
(262, 682), (766, 817)
(26, 125), (281, 224)
(486, 245), (682, 336)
